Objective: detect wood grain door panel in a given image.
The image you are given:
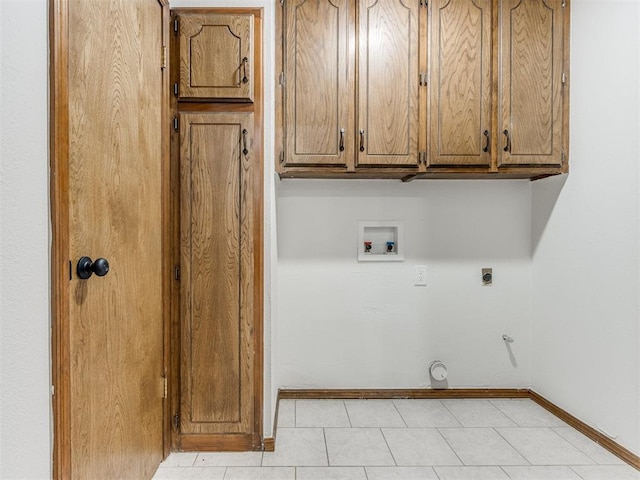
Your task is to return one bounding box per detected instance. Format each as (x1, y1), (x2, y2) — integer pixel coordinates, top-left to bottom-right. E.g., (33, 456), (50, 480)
(357, 0), (419, 167)
(179, 14), (254, 101)
(179, 113), (255, 435)
(428, 0), (492, 167)
(283, 0), (355, 167)
(64, 0), (166, 478)
(498, 0), (564, 167)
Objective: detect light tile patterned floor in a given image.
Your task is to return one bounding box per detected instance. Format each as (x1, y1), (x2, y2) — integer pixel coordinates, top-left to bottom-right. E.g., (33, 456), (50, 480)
(153, 399), (639, 480)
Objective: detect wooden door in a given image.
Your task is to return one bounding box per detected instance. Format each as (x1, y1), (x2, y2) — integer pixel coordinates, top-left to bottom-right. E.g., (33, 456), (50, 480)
(498, 0), (565, 167)
(179, 113), (260, 448)
(283, 0), (355, 168)
(51, 0), (167, 478)
(178, 13), (254, 101)
(428, 0), (492, 167)
(357, 0), (420, 168)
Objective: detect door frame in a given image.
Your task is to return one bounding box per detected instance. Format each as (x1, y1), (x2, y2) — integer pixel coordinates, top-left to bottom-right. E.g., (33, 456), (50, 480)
(49, 0), (171, 477)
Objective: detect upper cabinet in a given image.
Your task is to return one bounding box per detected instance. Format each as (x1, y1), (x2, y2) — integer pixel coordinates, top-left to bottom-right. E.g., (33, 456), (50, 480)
(282, 0), (355, 168)
(357, 0), (420, 168)
(177, 13), (254, 101)
(498, 0), (566, 168)
(277, 0), (570, 179)
(427, 0), (492, 168)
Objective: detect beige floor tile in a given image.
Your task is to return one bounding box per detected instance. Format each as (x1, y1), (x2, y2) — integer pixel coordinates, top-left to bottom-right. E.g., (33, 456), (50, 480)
(502, 465), (583, 479)
(344, 399), (406, 427)
(296, 400), (350, 428)
(325, 428), (395, 466)
(296, 466), (367, 479)
(433, 466), (509, 479)
(365, 466), (439, 479)
(496, 427), (594, 465)
(382, 428), (461, 466)
(442, 400), (517, 428)
(262, 428), (328, 467)
(393, 399), (462, 428)
(439, 428), (528, 466)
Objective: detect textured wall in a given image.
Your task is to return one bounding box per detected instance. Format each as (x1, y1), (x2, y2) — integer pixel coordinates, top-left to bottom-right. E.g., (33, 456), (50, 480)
(531, 0), (640, 455)
(0, 0), (52, 478)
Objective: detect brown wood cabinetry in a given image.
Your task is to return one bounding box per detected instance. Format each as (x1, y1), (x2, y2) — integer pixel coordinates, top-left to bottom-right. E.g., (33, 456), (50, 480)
(170, 8), (263, 452)
(277, 0), (570, 180)
(498, 0), (566, 168)
(177, 13), (254, 101)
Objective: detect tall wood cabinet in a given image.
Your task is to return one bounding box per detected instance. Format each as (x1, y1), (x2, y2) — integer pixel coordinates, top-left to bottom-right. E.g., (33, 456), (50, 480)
(170, 9), (263, 452)
(277, 0), (570, 179)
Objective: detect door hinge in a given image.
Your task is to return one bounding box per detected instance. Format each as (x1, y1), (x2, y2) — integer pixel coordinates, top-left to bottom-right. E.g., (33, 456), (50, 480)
(51, 385), (55, 396)
(279, 151), (285, 164)
(562, 0), (566, 7)
(161, 46), (167, 69)
(562, 72), (567, 85)
(173, 116), (179, 132)
(280, 0), (284, 5)
(174, 266), (180, 281)
(173, 17), (179, 34)
(419, 72), (428, 86)
(173, 82), (179, 97)
(173, 413), (180, 430)
(163, 377), (168, 399)
(279, 71), (286, 86)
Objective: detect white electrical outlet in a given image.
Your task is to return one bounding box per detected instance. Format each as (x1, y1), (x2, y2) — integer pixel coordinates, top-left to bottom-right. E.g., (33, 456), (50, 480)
(414, 265), (427, 286)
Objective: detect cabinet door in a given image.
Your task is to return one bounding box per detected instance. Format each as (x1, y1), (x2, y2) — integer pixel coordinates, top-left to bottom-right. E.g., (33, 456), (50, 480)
(178, 13), (254, 101)
(428, 0), (492, 167)
(179, 113), (257, 438)
(498, 0), (565, 167)
(357, 0), (420, 168)
(283, 0), (355, 167)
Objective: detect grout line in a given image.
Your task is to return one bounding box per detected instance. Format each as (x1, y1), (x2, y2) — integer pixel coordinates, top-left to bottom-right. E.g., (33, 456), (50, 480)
(492, 427), (532, 466)
(222, 466), (228, 480)
(294, 399), (297, 428)
(322, 428), (330, 466)
(379, 428), (398, 466)
(391, 399), (409, 428)
(569, 465), (588, 479)
(343, 400), (353, 428)
(434, 427), (465, 466)
(498, 465), (512, 479)
(489, 399), (523, 427)
(432, 466), (443, 480)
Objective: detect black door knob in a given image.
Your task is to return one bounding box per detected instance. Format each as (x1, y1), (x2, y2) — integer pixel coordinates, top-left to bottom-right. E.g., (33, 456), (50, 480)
(77, 256), (110, 279)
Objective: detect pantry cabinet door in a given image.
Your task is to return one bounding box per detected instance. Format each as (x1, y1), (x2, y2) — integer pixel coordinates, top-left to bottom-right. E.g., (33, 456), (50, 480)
(428, 0), (492, 167)
(283, 0), (355, 168)
(498, 0), (565, 167)
(178, 13), (254, 101)
(357, 0), (420, 168)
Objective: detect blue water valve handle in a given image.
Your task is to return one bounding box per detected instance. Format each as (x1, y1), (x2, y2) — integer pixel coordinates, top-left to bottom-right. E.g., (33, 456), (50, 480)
(386, 241), (395, 253)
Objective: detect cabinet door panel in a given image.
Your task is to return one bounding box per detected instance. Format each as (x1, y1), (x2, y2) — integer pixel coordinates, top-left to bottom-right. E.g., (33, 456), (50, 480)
(284, 0), (355, 167)
(180, 113), (255, 435)
(499, 0), (564, 166)
(358, 0), (419, 167)
(428, 0), (492, 167)
(179, 14), (254, 101)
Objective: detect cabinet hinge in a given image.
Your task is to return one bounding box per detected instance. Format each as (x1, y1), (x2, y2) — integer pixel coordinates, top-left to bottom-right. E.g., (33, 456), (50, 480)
(173, 116), (179, 132)
(173, 413), (180, 430)
(562, 72), (567, 85)
(419, 151), (427, 165)
(279, 151), (285, 164)
(173, 82), (179, 96)
(420, 0), (428, 7)
(562, 0), (566, 7)
(174, 266), (180, 281)
(173, 17), (179, 34)
(280, 0), (284, 5)
(161, 46), (167, 69)
(69, 260), (72, 280)
(561, 150), (566, 163)
(51, 385), (55, 396)
(419, 72), (428, 86)
(279, 71), (286, 86)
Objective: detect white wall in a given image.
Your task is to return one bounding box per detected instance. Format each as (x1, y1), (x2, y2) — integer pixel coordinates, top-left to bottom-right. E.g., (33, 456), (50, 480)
(0, 0), (52, 478)
(277, 180), (533, 389)
(531, 0), (640, 455)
